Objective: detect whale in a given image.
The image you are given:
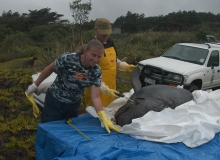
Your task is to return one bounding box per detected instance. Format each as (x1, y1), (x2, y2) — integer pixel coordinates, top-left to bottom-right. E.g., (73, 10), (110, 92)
(115, 67), (193, 126)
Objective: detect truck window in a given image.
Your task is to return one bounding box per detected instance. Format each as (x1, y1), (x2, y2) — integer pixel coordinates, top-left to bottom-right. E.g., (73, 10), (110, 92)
(207, 50), (219, 67)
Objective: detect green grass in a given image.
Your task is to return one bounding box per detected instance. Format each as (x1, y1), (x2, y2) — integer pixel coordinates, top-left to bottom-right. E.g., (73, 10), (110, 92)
(0, 68), (39, 159)
(0, 57), (35, 69)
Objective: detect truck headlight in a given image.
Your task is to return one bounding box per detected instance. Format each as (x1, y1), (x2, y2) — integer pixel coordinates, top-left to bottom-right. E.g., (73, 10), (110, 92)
(168, 74), (183, 83)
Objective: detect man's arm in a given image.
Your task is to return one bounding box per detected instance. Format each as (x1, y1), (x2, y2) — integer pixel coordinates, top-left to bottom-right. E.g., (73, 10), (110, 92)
(117, 58), (136, 72)
(26, 62), (57, 95)
(90, 86), (120, 133)
(34, 62), (57, 86)
(90, 86), (103, 111)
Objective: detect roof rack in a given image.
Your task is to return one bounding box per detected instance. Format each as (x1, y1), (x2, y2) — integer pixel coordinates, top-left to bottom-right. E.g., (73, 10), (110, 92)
(181, 35), (219, 44)
(180, 35), (220, 49)
(180, 41), (211, 47)
(204, 43), (211, 48)
(180, 41), (199, 43)
(206, 35), (219, 42)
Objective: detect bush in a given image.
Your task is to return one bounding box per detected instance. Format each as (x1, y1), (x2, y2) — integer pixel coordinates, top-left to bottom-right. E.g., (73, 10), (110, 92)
(22, 45), (41, 57)
(130, 35), (143, 44)
(0, 25), (14, 42)
(2, 32), (32, 52)
(83, 29), (95, 42)
(29, 26), (50, 42)
(195, 26), (211, 41)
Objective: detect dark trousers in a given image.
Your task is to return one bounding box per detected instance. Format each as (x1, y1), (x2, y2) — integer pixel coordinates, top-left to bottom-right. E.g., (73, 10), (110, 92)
(41, 89), (80, 123)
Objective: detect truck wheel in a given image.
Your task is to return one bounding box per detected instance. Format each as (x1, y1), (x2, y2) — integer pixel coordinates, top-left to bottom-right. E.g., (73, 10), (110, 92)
(188, 84), (199, 92)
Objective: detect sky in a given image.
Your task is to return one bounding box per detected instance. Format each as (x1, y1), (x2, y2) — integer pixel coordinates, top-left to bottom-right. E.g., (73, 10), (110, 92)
(1, 0), (220, 23)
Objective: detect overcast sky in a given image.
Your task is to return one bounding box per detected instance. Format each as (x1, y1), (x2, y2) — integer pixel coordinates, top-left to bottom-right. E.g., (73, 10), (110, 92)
(1, 0), (220, 23)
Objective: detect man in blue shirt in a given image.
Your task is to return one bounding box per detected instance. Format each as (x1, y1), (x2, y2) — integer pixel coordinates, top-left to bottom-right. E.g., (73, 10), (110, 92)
(26, 39), (119, 134)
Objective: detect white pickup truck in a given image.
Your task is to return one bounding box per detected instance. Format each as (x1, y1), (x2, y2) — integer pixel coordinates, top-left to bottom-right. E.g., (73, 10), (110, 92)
(138, 39), (220, 92)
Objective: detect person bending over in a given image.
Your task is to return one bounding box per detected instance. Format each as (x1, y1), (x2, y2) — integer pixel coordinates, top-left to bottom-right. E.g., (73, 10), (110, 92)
(26, 39), (119, 133)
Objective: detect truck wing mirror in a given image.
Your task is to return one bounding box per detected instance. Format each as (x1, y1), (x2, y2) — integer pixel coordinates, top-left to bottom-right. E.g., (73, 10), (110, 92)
(211, 62), (219, 69)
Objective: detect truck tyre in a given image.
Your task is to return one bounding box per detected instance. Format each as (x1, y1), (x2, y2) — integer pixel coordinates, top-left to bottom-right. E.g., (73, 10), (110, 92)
(188, 84), (199, 92)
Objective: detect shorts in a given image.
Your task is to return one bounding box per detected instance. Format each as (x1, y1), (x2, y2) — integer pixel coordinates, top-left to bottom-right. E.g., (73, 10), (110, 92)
(41, 89), (81, 123)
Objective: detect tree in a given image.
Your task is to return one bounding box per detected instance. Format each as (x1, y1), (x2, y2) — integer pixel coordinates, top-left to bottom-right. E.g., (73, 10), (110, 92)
(114, 16), (125, 27)
(120, 11), (145, 33)
(0, 25), (14, 42)
(0, 10), (28, 32)
(0, 9), (67, 33)
(27, 8), (64, 30)
(69, 0), (92, 43)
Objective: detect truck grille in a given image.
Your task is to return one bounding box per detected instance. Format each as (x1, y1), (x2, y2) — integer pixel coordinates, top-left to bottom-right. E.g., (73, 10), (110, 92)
(140, 65), (184, 86)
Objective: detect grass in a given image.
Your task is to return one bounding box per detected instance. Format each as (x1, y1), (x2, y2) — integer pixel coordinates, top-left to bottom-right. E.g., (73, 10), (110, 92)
(0, 68), (39, 159)
(0, 57), (36, 69)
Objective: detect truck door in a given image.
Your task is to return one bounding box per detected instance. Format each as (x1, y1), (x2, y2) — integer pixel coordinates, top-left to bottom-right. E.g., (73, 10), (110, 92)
(204, 50), (220, 88)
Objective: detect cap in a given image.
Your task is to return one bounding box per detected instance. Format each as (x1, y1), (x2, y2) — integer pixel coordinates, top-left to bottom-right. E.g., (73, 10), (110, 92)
(95, 18), (112, 35)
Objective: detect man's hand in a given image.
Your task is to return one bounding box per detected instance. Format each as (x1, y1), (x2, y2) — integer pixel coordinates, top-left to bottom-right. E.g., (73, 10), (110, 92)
(118, 62), (137, 72)
(100, 82), (120, 98)
(26, 83), (37, 95)
(126, 64), (137, 72)
(97, 110), (120, 133)
(107, 88), (120, 98)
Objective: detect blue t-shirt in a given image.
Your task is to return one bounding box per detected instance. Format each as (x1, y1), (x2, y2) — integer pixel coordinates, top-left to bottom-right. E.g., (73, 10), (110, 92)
(49, 52), (102, 103)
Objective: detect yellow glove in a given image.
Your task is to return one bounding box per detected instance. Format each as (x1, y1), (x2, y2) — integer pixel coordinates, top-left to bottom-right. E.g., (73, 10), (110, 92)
(107, 89), (120, 98)
(25, 92), (40, 118)
(126, 64), (136, 72)
(100, 82), (119, 98)
(118, 62), (136, 72)
(96, 110), (120, 133)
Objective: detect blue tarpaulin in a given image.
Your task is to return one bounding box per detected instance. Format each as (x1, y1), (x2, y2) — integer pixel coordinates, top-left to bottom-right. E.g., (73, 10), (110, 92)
(36, 113), (220, 160)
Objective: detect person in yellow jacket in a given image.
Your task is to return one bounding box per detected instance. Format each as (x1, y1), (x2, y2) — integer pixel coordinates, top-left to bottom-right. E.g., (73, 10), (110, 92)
(84, 18), (136, 107)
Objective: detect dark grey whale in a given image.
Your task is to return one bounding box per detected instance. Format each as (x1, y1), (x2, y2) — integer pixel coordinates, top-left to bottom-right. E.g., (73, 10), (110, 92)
(115, 67), (193, 126)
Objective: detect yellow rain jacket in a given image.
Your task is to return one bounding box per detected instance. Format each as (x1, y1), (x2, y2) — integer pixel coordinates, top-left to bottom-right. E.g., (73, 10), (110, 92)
(84, 39), (117, 107)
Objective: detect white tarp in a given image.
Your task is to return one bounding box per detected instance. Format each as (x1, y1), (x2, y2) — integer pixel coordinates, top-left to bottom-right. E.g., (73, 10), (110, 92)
(32, 72), (57, 95)
(86, 89), (220, 148)
(32, 73), (220, 148)
(32, 72), (57, 107)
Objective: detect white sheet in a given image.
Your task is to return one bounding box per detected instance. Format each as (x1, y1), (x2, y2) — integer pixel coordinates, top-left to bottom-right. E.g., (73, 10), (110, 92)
(32, 72), (57, 95)
(86, 89), (220, 148)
